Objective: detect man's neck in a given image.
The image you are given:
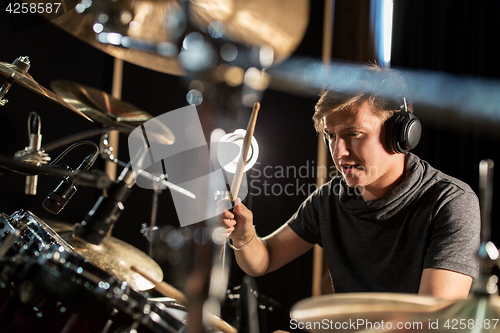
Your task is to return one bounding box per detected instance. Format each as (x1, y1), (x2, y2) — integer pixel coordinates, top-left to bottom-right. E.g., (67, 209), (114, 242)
(360, 157), (407, 201)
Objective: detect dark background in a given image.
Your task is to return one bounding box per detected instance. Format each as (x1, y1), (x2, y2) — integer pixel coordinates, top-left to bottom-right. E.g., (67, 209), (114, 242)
(1, 1), (500, 332)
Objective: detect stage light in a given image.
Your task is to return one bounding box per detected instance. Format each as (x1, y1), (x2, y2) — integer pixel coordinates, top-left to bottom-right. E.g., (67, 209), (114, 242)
(217, 129), (259, 174)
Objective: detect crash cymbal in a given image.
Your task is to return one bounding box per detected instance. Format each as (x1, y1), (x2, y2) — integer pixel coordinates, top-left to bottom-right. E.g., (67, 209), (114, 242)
(0, 57), (92, 121)
(58, 232), (164, 292)
(291, 293), (454, 332)
(48, 0), (309, 75)
(51, 80), (175, 145)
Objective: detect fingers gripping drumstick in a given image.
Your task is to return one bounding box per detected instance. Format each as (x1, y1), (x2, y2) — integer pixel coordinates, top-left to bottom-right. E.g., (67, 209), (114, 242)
(131, 266), (237, 333)
(229, 102), (260, 203)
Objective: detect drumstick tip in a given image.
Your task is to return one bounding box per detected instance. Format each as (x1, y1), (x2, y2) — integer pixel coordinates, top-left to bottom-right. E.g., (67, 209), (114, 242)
(253, 102), (260, 112)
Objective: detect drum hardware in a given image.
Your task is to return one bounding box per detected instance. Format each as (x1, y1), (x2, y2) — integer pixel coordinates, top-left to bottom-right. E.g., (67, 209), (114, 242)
(42, 127), (123, 153)
(222, 283), (280, 332)
(0, 57), (92, 121)
(132, 264), (238, 333)
(0, 56), (30, 106)
(3, 208), (163, 292)
(1, 209), (187, 332)
(14, 112), (51, 195)
(1, 243), (185, 333)
(0, 154), (112, 190)
(99, 135), (196, 199)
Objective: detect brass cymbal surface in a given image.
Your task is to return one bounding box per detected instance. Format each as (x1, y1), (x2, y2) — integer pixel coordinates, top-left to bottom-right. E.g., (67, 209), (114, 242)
(291, 293), (453, 332)
(0, 60), (93, 121)
(63, 232), (164, 292)
(291, 293), (500, 332)
(51, 80), (175, 145)
(47, 220), (164, 291)
(51, 80), (152, 127)
(49, 0), (309, 75)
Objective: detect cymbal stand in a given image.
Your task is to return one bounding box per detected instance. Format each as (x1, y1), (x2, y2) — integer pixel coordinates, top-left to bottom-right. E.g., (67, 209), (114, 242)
(148, 172), (162, 257)
(0, 56), (30, 106)
(99, 133), (195, 198)
(421, 160), (500, 333)
(472, 159), (499, 295)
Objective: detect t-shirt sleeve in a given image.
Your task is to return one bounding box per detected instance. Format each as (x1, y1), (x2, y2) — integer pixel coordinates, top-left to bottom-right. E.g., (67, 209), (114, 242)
(287, 188), (323, 247)
(423, 189), (480, 278)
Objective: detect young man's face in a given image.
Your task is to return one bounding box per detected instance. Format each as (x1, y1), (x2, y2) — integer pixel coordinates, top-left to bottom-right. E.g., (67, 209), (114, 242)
(323, 100), (403, 191)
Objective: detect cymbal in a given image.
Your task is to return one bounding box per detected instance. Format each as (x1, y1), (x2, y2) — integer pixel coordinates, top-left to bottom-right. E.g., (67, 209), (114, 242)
(291, 293), (454, 332)
(48, 0), (309, 76)
(408, 294), (500, 333)
(51, 80), (175, 145)
(64, 233), (163, 292)
(48, 221), (163, 291)
(0, 58), (92, 121)
(292, 293), (500, 332)
(51, 80), (152, 127)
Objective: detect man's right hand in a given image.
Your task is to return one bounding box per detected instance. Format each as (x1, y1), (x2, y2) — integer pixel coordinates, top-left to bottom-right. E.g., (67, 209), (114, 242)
(217, 198), (255, 248)
(217, 198), (314, 276)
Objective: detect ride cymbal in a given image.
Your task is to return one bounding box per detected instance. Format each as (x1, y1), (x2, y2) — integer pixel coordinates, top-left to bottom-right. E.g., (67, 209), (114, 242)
(48, 0), (309, 75)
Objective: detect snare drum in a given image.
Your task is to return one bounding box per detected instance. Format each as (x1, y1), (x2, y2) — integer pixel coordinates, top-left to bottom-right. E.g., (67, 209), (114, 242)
(0, 210), (184, 333)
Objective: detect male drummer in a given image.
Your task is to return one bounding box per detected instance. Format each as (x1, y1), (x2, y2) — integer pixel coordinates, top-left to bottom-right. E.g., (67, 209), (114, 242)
(219, 66), (480, 300)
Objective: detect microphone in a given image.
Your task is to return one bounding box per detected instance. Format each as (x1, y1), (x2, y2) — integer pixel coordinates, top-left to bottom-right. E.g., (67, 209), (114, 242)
(25, 112), (42, 195)
(42, 154), (96, 214)
(73, 163), (135, 245)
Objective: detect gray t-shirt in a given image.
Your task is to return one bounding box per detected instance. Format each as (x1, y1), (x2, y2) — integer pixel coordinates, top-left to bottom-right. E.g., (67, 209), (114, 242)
(287, 153), (480, 293)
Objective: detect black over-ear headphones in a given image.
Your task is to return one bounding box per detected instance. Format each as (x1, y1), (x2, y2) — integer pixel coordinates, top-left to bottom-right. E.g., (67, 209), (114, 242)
(385, 98), (422, 154)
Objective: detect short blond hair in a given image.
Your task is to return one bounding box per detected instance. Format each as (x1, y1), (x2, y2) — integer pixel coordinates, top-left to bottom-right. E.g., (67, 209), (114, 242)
(312, 65), (411, 133)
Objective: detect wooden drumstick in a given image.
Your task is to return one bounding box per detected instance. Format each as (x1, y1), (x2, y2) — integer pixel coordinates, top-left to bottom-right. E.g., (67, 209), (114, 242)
(131, 265), (188, 306)
(229, 102), (260, 203)
(131, 265), (238, 333)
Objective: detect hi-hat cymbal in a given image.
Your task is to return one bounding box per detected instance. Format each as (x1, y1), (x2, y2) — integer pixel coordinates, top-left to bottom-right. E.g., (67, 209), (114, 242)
(60, 232), (163, 292)
(0, 58), (92, 121)
(51, 80), (175, 145)
(48, 0), (309, 75)
(47, 219), (163, 291)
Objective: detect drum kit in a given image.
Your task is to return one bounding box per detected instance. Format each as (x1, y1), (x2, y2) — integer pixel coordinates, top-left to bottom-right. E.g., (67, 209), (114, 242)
(1, 0), (500, 332)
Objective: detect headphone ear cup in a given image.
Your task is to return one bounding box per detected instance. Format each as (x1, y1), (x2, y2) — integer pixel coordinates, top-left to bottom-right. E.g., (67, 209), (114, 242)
(385, 112), (422, 154)
(401, 116), (422, 151)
